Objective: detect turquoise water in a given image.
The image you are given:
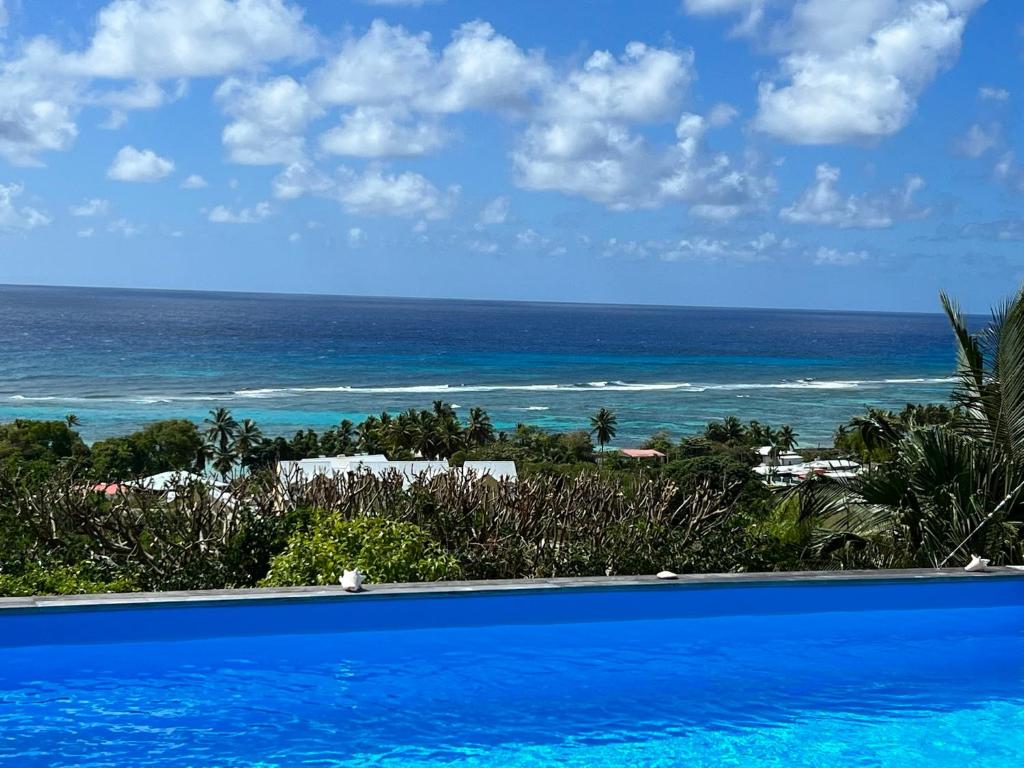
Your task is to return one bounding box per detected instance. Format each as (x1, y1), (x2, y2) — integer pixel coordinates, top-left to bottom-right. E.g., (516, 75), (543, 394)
(0, 284), (967, 444)
(1, 581), (1023, 766)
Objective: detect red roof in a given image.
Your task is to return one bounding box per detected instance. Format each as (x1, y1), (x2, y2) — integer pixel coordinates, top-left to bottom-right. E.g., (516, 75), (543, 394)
(619, 448), (666, 458)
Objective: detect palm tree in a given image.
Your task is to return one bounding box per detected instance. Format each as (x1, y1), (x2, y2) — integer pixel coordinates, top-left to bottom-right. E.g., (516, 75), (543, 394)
(466, 407), (495, 447)
(589, 408), (618, 453)
(337, 419), (356, 453)
(776, 425), (798, 452)
(203, 407), (238, 476)
(232, 418), (263, 466)
(793, 287), (1024, 567)
(64, 413), (81, 429)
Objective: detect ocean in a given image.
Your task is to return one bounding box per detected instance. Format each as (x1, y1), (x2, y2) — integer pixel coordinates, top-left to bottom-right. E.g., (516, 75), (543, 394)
(0, 284), (966, 447)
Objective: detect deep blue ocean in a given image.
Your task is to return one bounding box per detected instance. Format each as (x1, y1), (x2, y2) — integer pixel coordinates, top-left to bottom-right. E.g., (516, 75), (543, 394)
(0, 284), (965, 446)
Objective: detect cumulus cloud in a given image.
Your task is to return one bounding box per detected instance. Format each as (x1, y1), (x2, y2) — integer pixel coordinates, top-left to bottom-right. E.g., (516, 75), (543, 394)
(319, 106), (445, 158)
(0, 183), (50, 230)
(215, 75), (321, 164)
(661, 231), (784, 262)
(502, 41), (773, 216)
(62, 0), (316, 79)
(335, 166), (459, 219)
(686, 0), (982, 144)
(208, 201), (272, 223)
(181, 174), (208, 189)
(814, 246), (869, 266)
(70, 197), (110, 216)
(107, 145), (174, 181)
(993, 151), (1024, 194)
(780, 163), (926, 228)
(0, 0), (316, 165)
(271, 160), (335, 199)
(311, 20), (547, 114)
(347, 226), (365, 245)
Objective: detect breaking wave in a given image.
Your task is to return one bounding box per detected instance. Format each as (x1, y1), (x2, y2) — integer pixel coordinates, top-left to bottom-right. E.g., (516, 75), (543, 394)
(7, 376), (957, 405)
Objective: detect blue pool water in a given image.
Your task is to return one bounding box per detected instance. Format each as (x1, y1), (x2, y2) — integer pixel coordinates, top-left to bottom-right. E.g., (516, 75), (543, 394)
(0, 284), (970, 444)
(2, 579), (1023, 766)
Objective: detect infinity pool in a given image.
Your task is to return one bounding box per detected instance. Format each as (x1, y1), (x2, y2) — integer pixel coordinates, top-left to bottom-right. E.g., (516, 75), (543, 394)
(2, 576), (1023, 767)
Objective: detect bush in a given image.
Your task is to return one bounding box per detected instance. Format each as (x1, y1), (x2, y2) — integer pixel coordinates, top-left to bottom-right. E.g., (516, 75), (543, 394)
(0, 565), (137, 597)
(261, 515), (459, 587)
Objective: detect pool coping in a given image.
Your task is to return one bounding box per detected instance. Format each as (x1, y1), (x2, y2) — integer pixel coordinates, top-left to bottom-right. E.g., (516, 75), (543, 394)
(2, 566), (1022, 612)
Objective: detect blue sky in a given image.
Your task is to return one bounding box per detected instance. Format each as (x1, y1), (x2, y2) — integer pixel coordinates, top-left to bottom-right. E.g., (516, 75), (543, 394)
(0, 0), (1020, 312)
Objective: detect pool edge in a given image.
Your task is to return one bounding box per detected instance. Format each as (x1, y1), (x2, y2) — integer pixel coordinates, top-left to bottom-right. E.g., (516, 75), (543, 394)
(3, 567), (1022, 614)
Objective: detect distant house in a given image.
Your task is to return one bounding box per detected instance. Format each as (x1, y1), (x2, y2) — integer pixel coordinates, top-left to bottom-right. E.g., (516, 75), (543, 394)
(276, 455), (517, 489)
(460, 460), (518, 482)
(752, 446), (861, 487)
(619, 448), (666, 463)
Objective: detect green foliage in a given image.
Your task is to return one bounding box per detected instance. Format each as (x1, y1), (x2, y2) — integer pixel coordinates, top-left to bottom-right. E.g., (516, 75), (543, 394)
(0, 419), (88, 478)
(262, 515), (458, 586)
(0, 565), (137, 597)
(90, 419), (203, 479)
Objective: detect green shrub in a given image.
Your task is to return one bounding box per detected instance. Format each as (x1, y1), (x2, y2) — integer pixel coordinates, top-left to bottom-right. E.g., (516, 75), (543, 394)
(0, 565), (137, 597)
(261, 515), (459, 587)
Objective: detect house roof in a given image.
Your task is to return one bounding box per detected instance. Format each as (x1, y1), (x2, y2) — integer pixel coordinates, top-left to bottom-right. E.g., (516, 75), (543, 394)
(619, 448), (666, 458)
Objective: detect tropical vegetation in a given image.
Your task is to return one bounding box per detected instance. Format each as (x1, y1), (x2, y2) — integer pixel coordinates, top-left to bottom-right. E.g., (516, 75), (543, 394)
(0, 287), (1021, 596)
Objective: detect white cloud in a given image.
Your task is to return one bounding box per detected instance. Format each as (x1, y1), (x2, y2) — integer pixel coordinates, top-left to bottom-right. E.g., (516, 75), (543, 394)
(311, 20), (547, 115)
(310, 20), (434, 107)
(955, 123), (999, 158)
(348, 226), (365, 245)
(430, 21), (549, 113)
(661, 231), (782, 262)
(682, 0), (764, 36)
(107, 145), (174, 181)
(70, 197), (110, 217)
(288, 231), (300, 242)
(319, 106), (445, 158)
(0, 183), (50, 230)
(780, 163), (926, 228)
(271, 160), (334, 199)
(979, 86), (1009, 102)
(477, 195), (510, 226)
(62, 0), (316, 79)
(814, 246), (869, 266)
(215, 75), (321, 165)
(734, 0), (984, 144)
(107, 217), (141, 237)
(77, 228), (94, 238)
(993, 151), (1024, 194)
(208, 201), (272, 223)
(181, 174), (208, 189)
(335, 166), (459, 219)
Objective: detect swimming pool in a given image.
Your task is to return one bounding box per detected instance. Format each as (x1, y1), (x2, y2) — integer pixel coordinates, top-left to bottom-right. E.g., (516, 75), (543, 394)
(2, 572), (1023, 767)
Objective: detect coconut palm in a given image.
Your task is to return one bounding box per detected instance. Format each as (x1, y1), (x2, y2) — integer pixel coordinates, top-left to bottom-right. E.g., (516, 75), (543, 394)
(203, 408), (237, 454)
(466, 407), (495, 447)
(64, 413), (81, 429)
(232, 418), (263, 466)
(776, 425), (799, 451)
(793, 287), (1024, 567)
(589, 408), (618, 453)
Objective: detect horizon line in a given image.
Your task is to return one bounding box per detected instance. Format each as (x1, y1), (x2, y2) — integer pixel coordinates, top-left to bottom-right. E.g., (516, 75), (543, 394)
(0, 279), (978, 318)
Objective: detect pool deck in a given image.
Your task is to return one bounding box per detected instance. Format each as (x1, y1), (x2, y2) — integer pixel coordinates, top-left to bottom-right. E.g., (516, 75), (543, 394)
(2, 566), (1022, 612)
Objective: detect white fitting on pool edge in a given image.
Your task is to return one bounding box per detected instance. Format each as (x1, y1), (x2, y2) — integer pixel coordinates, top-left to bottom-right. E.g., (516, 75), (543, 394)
(341, 569), (365, 592)
(964, 555), (991, 572)
(656, 571), (678, 580)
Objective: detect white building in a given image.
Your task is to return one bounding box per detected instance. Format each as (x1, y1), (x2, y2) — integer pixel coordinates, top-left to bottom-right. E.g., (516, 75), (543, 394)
(753, 446), (861, 487)
(277, 455), (517, 488)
